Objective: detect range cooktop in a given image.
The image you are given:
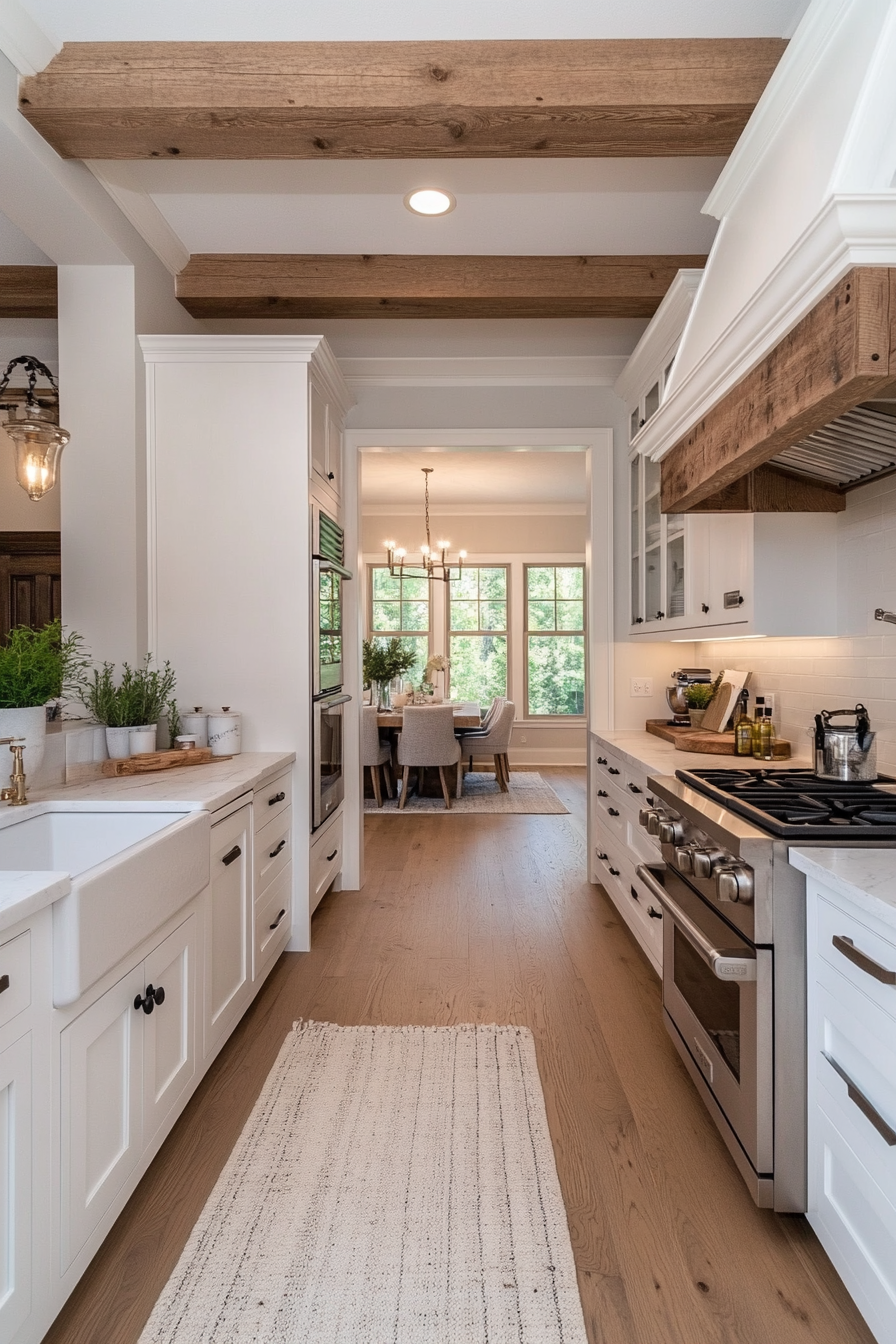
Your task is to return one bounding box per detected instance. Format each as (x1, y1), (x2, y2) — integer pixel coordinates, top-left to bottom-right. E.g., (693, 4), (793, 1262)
(676, 767), (896, 839)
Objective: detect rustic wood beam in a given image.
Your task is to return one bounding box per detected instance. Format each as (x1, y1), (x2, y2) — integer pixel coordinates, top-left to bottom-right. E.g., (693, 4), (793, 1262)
(19, 39), (786, 160)
(661, 268), (896, 513)
(176, 253), (707, 319)
(689, 465), (846, 512)
(0, 266), (57, 319)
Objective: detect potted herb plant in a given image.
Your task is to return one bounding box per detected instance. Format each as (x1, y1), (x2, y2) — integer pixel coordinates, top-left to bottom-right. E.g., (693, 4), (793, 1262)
(362, 637), (418, 710)
(685, 680), (716, 730)
(0, 619), (89, 773)
(80, 655), (177, 759)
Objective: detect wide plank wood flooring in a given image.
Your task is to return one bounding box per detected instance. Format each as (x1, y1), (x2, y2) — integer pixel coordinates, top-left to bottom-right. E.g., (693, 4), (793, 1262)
(44, 768), (874, 1344)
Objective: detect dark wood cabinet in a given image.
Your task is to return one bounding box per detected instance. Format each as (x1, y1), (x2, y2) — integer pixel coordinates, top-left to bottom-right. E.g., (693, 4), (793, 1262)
(0, 532), (61, 639)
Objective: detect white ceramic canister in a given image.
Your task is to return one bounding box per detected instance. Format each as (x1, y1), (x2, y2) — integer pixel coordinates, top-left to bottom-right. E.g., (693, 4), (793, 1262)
(180, 710), (209, 748)
(105, 725), (131, 760)
(208, 709), (241, 757)
(129, 724), (158, 755)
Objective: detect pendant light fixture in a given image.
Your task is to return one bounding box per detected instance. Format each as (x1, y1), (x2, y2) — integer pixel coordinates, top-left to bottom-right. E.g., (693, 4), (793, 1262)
(0, 355), (70, 501)
(384, 468), (466, 583)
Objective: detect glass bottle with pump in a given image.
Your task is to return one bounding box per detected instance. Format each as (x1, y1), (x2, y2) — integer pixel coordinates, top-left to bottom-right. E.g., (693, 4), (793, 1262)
(735, 691), (753, 757)
(751, 697), (766, 758)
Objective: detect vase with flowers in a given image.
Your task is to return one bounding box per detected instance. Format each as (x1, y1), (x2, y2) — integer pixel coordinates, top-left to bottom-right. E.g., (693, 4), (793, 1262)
(362, 637), (418, 711)
(424, 653), (449, 701)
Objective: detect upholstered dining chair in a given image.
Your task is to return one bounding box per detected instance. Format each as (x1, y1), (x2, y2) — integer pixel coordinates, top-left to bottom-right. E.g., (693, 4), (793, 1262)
(362, 705), (393, 807)
(397, 705), (463, 809)
(463, 700), (516, 792)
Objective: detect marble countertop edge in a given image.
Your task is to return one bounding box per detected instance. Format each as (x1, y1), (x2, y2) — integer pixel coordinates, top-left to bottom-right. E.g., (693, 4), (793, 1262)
(789, 847), (896, 932)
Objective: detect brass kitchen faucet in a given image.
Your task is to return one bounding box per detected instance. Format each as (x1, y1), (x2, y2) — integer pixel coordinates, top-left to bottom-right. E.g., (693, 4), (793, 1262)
(0, 738), (28, 805)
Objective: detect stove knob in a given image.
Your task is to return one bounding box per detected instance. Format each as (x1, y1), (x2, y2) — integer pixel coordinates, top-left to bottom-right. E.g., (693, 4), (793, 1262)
(675, 846), (695, 874)
(715, 864), (754, 904)
(639, 808), (661, 834)
(692, 848), (725, 880)
(658, 818), (684, 845)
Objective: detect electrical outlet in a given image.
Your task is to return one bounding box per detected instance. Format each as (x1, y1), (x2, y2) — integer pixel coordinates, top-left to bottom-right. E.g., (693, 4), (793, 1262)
(519, 734), (527, 744)
(764, 693), (776, 717)
(631, 678), (654, 697)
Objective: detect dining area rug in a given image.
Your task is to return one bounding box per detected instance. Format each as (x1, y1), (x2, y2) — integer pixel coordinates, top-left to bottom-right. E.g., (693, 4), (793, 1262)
(138, 1021), (588, 1343)
(364, 770), (569, 815)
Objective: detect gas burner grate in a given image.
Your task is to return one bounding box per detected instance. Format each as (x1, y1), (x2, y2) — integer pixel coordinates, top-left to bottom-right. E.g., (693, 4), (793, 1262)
(677, 767), (896, 838)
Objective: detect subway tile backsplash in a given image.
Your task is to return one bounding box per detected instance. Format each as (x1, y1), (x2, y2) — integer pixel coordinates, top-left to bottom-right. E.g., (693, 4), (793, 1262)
(696, 473), (896, 774)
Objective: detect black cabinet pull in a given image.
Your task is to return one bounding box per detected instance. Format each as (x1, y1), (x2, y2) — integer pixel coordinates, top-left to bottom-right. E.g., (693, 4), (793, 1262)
(0, 973), (8, 994)
(222, 844), (241, 866)
(597, 851), (608, 861)
(609, 867), (620, 876)
(701, 603), (710, 614)
(646, 796), (655, 806)
(268, 791), (286, 806)
(648, 906), (663, 919)
(269, 839), (287, 859)
(134, 983), (165, 1015)
(655, 610), (665, 620)
(269, 908), (287, 930)
(597, 757), (607, 765)
(634, 617), (644, 624)
(608, 767), (620, 775)
(630, 885), (640, 902)
(628, 782), (641, 794)
(597, 789), (608, 798)
(327, 848), (338, 861)
(607, 808), (620, 817)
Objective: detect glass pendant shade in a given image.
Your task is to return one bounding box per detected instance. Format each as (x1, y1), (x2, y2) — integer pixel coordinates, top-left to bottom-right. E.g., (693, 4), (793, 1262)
(5, 406), (69, 501)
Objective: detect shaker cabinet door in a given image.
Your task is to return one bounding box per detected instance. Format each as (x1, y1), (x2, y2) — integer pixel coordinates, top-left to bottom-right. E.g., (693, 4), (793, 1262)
(309, 380), (329, 487)
(0, 1033), (32, 1341)
(142, 916), (197, 1149)
(204, 805), (252, 1060)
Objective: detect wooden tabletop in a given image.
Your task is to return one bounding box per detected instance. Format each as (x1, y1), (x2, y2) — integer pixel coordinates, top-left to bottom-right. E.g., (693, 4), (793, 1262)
(376, 708), (481, 729)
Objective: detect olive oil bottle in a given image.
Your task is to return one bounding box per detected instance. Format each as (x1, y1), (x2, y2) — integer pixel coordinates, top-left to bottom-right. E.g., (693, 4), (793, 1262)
(751, 696), (766, 758)
(734, 690), (753, 756)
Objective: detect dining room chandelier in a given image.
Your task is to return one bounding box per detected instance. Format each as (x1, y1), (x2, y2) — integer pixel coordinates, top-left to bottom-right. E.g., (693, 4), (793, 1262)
(384, 468), (467, 583)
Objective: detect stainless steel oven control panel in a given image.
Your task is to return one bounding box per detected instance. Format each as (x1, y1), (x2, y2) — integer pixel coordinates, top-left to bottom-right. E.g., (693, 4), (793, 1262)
(638, 803), (756, 939)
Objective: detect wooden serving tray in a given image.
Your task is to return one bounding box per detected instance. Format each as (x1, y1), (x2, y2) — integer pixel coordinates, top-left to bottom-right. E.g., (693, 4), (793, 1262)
(645, 720), (791, 758)
(101, 747), (230, 777)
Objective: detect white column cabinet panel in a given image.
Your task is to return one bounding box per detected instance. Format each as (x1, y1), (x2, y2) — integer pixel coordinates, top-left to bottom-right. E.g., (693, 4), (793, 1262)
(204, 803), (252, 1061)
(0, 1033), (32, 1342)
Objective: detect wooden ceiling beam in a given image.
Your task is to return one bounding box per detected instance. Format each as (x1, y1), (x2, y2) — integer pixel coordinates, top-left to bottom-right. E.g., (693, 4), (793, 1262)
(661, 268), (896, 513)
(175, 253), (707, 319)
(19, 39), (785, 160)
(689, 465), (846, 513)
(0, 266), (57, 319)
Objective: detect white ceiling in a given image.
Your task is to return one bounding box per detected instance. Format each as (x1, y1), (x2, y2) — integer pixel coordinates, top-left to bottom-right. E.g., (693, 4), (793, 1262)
(129, 157), (723, 257)
(361, 449), (586, 507)
(21, 0), (810, 42)
(0, 207), (51, 264)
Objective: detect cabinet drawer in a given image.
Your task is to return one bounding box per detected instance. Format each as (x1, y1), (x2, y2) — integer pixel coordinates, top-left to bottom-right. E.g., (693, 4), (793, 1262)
(255, 807), (292, 898)
(816, 893), (896, 1023)
(311, 816), (343, 914)
(0, 931), (30, 1032)
(254, 867), (291, 978)
(255, 770), (292, 831)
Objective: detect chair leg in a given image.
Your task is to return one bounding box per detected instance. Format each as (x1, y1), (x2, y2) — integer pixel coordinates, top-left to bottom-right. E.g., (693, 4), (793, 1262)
(455, 759), (463, 799)
(503, 753), (511, 776)
(371, 764), (383, 807)
(495, 754), (508, 792)
(399, 766), (410, 809)
(382, 761), (394, 799)
(417, 765), (425, 797)
(438, 765), (452, 809)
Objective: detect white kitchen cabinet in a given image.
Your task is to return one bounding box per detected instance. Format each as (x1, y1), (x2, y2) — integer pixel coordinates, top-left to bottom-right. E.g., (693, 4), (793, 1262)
(309, 369), (345, 505)
(806, 879), (896, 1344)
(310, 810), (343, 916)
(0, 1032), (32, 1341)
(141, 917), (197, 1150)
(204, 800), (253, 1061)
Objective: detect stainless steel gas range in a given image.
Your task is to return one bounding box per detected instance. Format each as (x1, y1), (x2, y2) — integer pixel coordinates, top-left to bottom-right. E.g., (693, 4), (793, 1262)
(637, 765), (896, 1214)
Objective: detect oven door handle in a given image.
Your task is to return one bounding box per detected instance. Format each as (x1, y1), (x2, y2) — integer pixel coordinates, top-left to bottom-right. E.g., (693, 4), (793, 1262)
(635, 864), (758, 983)
(317, 693), (352, 708)
(313, 555), (353, 581)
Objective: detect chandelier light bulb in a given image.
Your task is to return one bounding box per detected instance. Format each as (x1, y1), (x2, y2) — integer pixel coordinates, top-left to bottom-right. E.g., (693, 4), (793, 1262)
(384, 539), (396, 550)
(404, 188), (456, 217)
(459, 550), (468, 559)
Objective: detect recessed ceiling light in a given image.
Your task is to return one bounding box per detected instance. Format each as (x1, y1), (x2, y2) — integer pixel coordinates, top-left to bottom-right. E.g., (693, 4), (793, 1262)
(404, 188), (456, 216)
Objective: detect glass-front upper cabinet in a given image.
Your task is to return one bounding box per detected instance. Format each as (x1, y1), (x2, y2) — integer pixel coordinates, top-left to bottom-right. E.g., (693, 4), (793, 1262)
(629, 451), (690, 633)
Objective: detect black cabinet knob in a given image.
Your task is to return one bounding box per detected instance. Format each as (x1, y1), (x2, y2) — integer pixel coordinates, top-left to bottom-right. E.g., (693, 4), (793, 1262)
(648, 906), (663, 919)
(655, 610), (665, 620)
(608, 767), (620, 775)
(597, 789), (608, 798)
(609, 867), (620, 877)
(134, 983), (165, 1014)
(327, 471), (335, 481)
(607, 808), (620, 817)
(701, 603), (710, 614)
(628, 782), (641, 793)
(597, 757), (607, 765)
(597, 851), (608, 861)
(634, 617), (644, 624)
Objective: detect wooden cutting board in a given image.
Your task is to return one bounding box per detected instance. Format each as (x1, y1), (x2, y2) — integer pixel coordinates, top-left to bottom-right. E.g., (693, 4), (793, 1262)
(102, 747), (230, 777)
(646, 720), (693, 744)
(646, 720), (791, 758)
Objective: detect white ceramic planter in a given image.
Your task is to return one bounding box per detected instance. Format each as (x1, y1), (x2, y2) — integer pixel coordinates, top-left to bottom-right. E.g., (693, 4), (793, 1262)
(129, 724), (158, 755)
(0, 705), (47, 774)
(105, 726), (131, 760)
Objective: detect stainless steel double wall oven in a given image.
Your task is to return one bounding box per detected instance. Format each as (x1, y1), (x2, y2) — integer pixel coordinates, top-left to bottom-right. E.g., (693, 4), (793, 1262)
(312, 505), (352, 831)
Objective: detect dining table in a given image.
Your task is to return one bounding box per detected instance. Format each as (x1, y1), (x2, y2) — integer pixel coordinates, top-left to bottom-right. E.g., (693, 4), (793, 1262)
(375, 703), (482, 786)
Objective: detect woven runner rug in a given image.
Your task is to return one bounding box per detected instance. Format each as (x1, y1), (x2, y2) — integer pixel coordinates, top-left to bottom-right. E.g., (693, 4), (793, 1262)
(140, 1022), (587, 1344)
(364, 770), (569, 815)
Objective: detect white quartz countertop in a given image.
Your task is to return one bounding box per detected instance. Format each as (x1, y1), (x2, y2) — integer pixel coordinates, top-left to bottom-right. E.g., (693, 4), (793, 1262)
(591, 729), (810, 778)
(789, 847), (896, 932)
(0, 752), (295, 936)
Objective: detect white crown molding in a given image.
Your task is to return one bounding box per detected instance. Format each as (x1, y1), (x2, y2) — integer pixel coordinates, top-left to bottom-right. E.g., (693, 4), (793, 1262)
(612, 270), (703, 406)
(347, 429), (601, 452)
(362, 502), (586, 516)
(702, 0), (855, 220)
(339, 355), (627, 388)
(633, 193), (896, 463)
(0, 0), (59, 76)
(85, 162), (190, 275)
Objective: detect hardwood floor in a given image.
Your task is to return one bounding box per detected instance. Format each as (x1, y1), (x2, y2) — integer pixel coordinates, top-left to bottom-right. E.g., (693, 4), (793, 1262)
(43, 768), (874, 1344)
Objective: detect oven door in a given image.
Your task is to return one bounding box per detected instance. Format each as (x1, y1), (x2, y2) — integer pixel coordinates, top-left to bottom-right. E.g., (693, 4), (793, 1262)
(637, 863), (774, 1176)
(313, 559), (344, 696)
(313, 693), (351, 831)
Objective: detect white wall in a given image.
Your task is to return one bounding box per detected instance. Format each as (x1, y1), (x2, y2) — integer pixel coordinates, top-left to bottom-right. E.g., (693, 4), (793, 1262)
(362, 509), (586, 554)
(697, 474), (896, 772)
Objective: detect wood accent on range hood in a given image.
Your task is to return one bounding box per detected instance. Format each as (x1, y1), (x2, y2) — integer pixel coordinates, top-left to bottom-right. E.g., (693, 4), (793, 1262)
(175, 253), (708, 319)
(0, 266), (57, 318)
(17, 39), (786, 160)
(661, 268), (896, 513)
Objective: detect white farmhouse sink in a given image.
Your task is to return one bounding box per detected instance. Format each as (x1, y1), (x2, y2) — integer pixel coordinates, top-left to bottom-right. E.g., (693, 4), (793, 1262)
(0, 805), (211, 1006)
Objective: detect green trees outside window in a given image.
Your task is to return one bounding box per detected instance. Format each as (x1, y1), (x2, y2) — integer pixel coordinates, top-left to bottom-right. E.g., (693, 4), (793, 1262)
(525, 565), (585, 716)
(368, 567), (430, 685)
(448, 566), (508, 704)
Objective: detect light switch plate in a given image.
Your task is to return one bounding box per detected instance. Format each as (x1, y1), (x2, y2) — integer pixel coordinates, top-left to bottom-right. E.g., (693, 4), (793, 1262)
(631, 678), (654, 697)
